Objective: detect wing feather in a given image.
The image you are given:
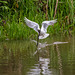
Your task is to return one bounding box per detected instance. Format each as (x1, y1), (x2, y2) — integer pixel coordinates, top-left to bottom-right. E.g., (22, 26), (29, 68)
(41, 19), (57, 32)
(24, 17), (40, 33)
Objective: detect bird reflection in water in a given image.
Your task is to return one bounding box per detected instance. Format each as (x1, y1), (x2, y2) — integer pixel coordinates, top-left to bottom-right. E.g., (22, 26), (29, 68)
(38, 57), (51, 75)
(27, 40), (52, 75)
(27, 40), (68, 75)
(27, 51), (51, 75)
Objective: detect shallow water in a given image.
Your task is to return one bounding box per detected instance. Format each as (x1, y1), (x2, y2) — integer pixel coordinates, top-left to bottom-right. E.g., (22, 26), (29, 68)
(0, 35), (75, 75)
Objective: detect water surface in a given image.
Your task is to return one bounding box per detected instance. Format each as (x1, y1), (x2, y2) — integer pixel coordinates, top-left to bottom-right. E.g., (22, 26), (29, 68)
(0, 35), (75, 75)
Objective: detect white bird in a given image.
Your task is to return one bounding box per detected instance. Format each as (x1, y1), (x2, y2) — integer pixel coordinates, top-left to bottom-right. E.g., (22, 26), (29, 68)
(24, 17), (57, 39)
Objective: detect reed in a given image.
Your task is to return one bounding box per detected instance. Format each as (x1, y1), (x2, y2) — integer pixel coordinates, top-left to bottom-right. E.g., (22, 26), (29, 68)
(0, 0), (74, 40)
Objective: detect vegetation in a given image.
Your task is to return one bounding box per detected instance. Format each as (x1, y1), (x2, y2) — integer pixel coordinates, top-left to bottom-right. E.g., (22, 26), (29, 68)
(0, 0), (75, 40)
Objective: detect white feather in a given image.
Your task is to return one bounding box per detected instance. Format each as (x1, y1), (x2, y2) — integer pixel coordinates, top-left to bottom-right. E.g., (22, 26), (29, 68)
(24, 17), (57, 39)
(24, 17), (40, 33)
(41, 19), (57, 32)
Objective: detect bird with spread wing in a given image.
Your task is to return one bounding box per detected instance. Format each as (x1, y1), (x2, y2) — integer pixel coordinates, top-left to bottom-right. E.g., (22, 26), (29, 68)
(24, 17), (57, 39)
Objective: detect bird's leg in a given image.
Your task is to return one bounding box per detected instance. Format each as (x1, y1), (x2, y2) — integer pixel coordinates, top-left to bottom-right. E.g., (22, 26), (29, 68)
(37, 34), (39, 47)
(37, 30), (40, 47)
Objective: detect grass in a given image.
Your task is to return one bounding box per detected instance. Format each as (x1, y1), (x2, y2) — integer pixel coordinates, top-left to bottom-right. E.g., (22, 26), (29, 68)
(0, 0), (75, 40)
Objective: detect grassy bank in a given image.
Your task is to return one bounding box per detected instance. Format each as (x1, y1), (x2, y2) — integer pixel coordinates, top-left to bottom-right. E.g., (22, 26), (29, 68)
(0, 0), (75, 40)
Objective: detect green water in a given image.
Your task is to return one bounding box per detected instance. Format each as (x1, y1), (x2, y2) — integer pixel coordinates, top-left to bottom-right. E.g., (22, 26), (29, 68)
(0, 35), (75, 75)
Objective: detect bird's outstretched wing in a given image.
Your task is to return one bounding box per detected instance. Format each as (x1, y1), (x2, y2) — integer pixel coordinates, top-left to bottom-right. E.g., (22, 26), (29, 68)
(41, 19), (57, 32)
(24, 17), (40, 33)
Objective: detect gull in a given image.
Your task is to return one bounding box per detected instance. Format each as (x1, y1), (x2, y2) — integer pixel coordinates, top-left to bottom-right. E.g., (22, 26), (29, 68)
(24, 17), (57, 39)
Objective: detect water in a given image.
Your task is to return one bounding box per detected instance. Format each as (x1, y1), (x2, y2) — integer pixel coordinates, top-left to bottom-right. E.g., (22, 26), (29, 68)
(0, 35), (75, 75)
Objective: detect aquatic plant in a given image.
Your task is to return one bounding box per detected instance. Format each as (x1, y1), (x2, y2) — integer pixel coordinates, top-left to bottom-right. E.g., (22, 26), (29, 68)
(0, 0), (74, 40)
